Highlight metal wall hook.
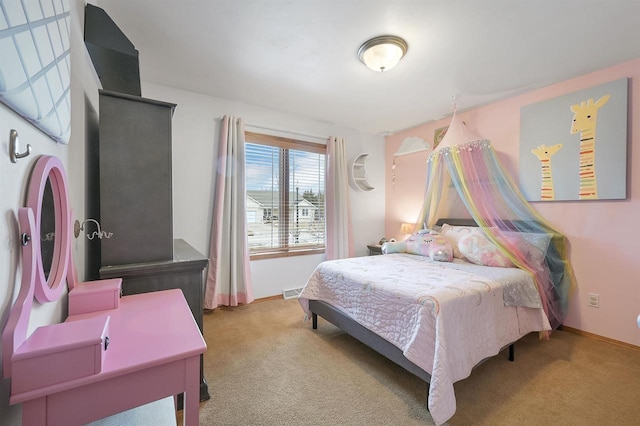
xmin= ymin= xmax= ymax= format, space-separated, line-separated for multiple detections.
xmin=10 ymin=129 xmax=32 ymax=163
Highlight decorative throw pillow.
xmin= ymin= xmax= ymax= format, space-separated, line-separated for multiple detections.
xmin=458 ymin=231 xmax=514 ymax=268
xmin=381 ymin=240 xmax=407 ymax=254
xmin=404 ymin=232 xmax=453 ymax=262
xmin=499 ymin=231 xmax=552 ymax=268
xmin=440 ymin=223 xmax=477 ymax=258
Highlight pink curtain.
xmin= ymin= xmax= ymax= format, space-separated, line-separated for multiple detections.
xmin=325 ymin=136 xmax=354 ymax=260
xmin=204 ymin=116 xmax=254 ymax=309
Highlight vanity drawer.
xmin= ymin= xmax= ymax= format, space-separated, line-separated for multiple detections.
xmin=69 ymin=278 xmax=122 ymax=315
xmin=11 ymin=315 xmax=110 ymax=394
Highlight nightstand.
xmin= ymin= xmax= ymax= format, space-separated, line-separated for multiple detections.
xmin=367 ymin=244 xmax=383 ymax=256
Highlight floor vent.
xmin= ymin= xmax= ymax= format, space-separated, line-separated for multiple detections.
xmin=282 ymin=287 xmax=303 ymax=300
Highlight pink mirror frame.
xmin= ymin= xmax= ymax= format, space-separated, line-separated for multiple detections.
xmin=2 ymin=156 xmax=72 ymax=378
xmin=2 ymin=208 xmax=37 ymax=378
xmin=26 ymin=155 xmax=71 ymax=303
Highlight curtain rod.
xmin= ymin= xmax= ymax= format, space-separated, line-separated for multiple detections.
xmin=245 ymin=123 xmax=328 ymax=142
xmin=221 ymin=117 xmax=328 ymax=142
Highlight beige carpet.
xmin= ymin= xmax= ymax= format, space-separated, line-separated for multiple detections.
xmin=187 ymin=298 xmax=640 ymax=425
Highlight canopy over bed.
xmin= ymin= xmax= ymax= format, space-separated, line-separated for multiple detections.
xmin=417 ymin=113 xmax=574 ymax=329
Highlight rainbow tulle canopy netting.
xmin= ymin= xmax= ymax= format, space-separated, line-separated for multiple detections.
xmin=417 ymin=114 xmax=574 ymax=330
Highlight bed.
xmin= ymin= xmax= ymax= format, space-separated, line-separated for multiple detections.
xmin=298 ymin=219 xmax=551 ymax=425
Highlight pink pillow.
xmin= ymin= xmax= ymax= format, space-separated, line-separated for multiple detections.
xmin=458 ymin=232 xmax=514 ymax=268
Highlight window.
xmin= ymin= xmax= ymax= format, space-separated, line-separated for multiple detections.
xmin=245 ymin=132 xmax=326 ymax=258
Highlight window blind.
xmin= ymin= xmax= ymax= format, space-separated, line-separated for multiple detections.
xmin=245 ymin=133 xmax=326 ymax=256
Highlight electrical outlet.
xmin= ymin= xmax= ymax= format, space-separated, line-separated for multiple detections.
xmin=588 ymin=293 xmax=600 ymax=308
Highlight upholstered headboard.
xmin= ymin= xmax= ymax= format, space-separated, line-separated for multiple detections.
xmin=435 ymin=218 xmax=552 ymax=234
xmin=435 ymin=218 xmax=477 ymax=227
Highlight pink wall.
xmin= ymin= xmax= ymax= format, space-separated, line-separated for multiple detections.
xmin=385 ymin=58 xmax=640 ymax=346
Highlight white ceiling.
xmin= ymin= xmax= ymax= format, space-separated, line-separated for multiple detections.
xmin=96 ymin=0 xmax=640 ymax=135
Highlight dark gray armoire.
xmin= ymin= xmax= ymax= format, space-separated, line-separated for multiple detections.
xmin=91 ymin=90 xmax=210 ymax=403
xmin=98 ymin=89 xmax=175 ymax=266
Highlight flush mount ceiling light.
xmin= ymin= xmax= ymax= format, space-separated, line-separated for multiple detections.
xmin=358 ymin=35 xmax=408 ymax=72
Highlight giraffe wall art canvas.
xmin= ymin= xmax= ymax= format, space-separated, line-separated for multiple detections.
xmin=519 ymin=78 xmax=628 ymax=201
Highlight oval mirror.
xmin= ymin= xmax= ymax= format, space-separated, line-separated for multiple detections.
xmin=40 ymin=178 xmax=55 ymax=279
xmin=26 ymin=156 xmax=70 ymax=303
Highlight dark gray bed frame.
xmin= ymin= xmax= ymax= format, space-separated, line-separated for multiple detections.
xmin=308 ymin=218 xmax=515 ymax=391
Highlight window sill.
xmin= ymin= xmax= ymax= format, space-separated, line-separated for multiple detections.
xmin=250 ymin=248 xmax=325 ymax=261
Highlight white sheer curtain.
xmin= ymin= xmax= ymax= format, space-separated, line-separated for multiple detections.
xmin=325 ymin=136 xmax=354 ymax=260
xmin=204 ymin=115 xmax=254 ymax=309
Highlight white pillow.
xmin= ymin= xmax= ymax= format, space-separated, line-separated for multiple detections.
xmin=458 ymin=232 xmax=514 ymax=268
xmin=440 ymin=223 xmax=477 ymax=258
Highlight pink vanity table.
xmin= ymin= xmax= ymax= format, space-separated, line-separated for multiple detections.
xmin=14 ymin=289 xmax=204 ymax=426
xmin=2 ymin=156 xmax=206 ymax=425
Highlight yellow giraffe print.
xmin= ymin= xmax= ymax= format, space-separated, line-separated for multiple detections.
xmin=569 ymin=95 xmax=610 ymax=200
xmin=531 ymin=143 xmax=563 ymax=200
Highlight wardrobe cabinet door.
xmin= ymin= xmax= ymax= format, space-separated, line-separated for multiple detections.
xmin=98 ymin=90 xmax=176 ymax=266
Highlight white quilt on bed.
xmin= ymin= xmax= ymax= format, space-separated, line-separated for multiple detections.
xmin=298 ymin=253 xmax=551 ymax=425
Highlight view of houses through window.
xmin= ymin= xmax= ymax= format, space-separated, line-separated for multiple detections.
xmin=245 ymin=132 xmax=326 ymax=256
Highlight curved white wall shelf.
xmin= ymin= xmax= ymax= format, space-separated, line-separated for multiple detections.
xmin=395 ymin=136 xmax=430 ymax=156
xmin=351 ymin=153 xmax=375 ymax=192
